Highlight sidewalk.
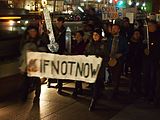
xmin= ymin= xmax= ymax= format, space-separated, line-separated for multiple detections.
xmin=111 ymin=100 xmax=160 ymax=120
xmin=0 ymin=76 xmax=160 ymax=120
xmin=0 ymin=74 xmax=22 ymax=100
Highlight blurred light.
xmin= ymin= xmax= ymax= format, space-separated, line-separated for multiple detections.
xmin=113 ymin=20 xmax=115 ymax=24
xmin=17 ymin=21 xmax=21 ymax=24
xmin=114 ymin=0 xmax=118 ymax=3
xmin=21 ymin=27 xmax=26 ymax=30
xmin=8 ymin=27 xmax=13 ymax=31
xmin=109 ymin=0 xmax=113 ymax=3
xmin=142 ymin=3 xmax=146 ymax=7
xmin=41 ymin=0 xmax=47 ymax=7
xmin=78 ymin=6 xmax=84 ymax=13
xmin=0 ymin=16 xmax=21 ymax=20
xmin=119 ymin=1 xmax=123 ymax=5
xmin=9 ymin=20 xmax=15 ymax=26
xmin=117 ymin=0 xmax=126 ymax=8
xmin=136 ymin=2 xmax=139 ymax=6
xmin=102 ymin=29 xmax=105 ymax=37
xmin=97 ymin=0 xmax=101 ymax=2
xmin=68 ymin=10 xmax=73 ymax=14
xmin=25 ymin=21 xmax=29 ymax=24
xmin=128 ymin=1 xmax=132 ymax=5
xmin=40 ymin=8 xmax=43 ymax=12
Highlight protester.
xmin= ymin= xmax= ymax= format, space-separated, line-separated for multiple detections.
xmin=107 ymin=24 xmax=128 ymax=99
xmin=46 ymin=17 xmax=66 ymax=89
xmin=84 ymin=28 xmax=108 ymax=111
xmin=71 ymin=30 xmax=87 ymax=97
xmin=128 ymin=29 xmax=144 ymax=96
xmin=143 ymin=20 xmax=160 ymax=104
xmin=19 ymin=24 xmax=41 ymax=103
xmin=52 ymin=17 xmax=67 ymax=93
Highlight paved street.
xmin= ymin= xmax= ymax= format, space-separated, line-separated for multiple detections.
xmin=0 ymin=76 xmax=160 ymax=120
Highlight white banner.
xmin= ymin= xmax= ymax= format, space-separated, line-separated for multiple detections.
xmin=27 ymin=52 xmax=102 ymax=83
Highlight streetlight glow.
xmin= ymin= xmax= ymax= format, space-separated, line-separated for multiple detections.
xmin=128 ymin=0 xmax=132 ymax=5
xmin=97 ymin=0 xmax=102 ymax=2
xmin=136 ymin=2 xmax=139 ymax=6
xmin=109 ymin=0 xmax=113 ymax=4
xmin=9 ymin=20 xmax=15 ymax=26
xmin=142 ymin=3 xmax=146 ymax=7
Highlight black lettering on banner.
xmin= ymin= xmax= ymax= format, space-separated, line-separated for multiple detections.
xmin=75 ymin=63 xmax=83 ymax=77
xmin=61 ymin=61 xmax=67 ymax=75
xmin=68 ymin=61 xmax=76 ymax=75
xmin=84 ymin=63 xmax=90 ymax=78
xmin=43 ymin=60 xmax=49 ymax=73
xmin=51 ymin=61 xmax=59 ymax=74
xmin=91 ymin=64 xmax=100 ymax=77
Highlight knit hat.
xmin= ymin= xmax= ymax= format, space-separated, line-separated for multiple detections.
xmin=92 ymin=28 xmax=102 ymax=36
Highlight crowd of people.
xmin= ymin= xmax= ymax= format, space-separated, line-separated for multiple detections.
xmin=18 ymin=8 xmax=160 ymax=111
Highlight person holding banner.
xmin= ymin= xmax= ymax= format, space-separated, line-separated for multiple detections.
xmin=84 ymin=28 xmax=108 ymax=111
xmin=71 ymin=30 xmax=87 ymax=97
xmin=52 ymin=17 xmax=66 ymax=93
xmin=19 ymin=25 xmax=42 ymax=103
xmin=53 ymin=17 xmax=66 ymax=54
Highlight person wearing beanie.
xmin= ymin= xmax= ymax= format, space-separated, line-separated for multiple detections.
xmin=92 ymin=28 xmax=102 ymax=38
xmin=84 ymin=28 xmax=109 ymax=111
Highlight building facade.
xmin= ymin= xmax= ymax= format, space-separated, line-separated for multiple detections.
xmin=1 ymin=0 xmax=160 ymax=13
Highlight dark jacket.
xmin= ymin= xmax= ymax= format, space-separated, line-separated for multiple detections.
xmin=71 ymin=40 xmax=86 ymax=55
xmin=84 ymin=39 xmax=108 ymax=83
xmin=107 ymin=34 xmax=128 ymax=63
xmin=53 ymin=25 xmax=66 ymax=54
xmin=37 ymin=32 xmax=50 ymax=52
xmin=146 ymin=30 xmax=160 ymax=61
xmin=128 ymin=41 xmax=144 ymax=67
xmin=84 ymin=40 xmax=108 ymax=64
